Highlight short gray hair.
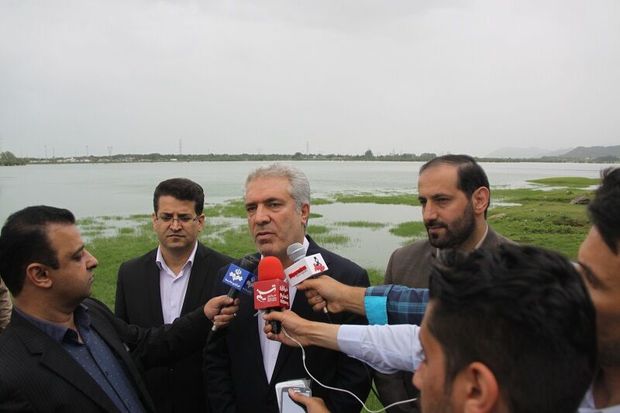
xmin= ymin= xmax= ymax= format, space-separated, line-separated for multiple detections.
xmin=245 ymin=163 xmax=311 ymax=211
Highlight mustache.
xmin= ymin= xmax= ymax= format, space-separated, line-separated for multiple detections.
xmin=425 ymin=219 xmax=446 ymax=229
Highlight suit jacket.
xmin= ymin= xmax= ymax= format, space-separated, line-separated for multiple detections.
xmin=115 ymin=242 xmax=233 ymax=413
xmin=204 ymin=237 xmax=372 ymax=413
xmin=0 ymin=297 xmax=212 ymax=413
xmin=376 ymin=226 xmax=512 ymax=413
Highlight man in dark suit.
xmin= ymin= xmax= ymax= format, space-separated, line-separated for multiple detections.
xmin=205 ymin=164 xmax=372 ymax=413
xmin=377 ymin=155 xmax=511 ymax=413
xmin=0 ymin=205 xmax=237 ymax=412
xmin=115 ymin=178 xmax=232 ymax=413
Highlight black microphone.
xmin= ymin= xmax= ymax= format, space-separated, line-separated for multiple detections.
xmin=212 ymin=254 xmax=259 ymax=331
xmin=223 ymin=254 xmax=259 ymax=299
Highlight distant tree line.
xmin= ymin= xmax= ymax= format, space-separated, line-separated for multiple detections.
xmin=0 ymin=151 xmax=26 ymax=166
xmin=21 ymin=149 xmax=620 ymax=165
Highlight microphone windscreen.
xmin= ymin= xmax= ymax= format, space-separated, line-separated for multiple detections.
xmin=257 ymin=256 xmax=285 ymax=281
xmin=286 ymin=243 xmax=305 ymax=263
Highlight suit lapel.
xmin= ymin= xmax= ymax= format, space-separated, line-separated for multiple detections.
xmin=12 ymin=313 xmax=121 ymax=413
xmin=145 ymin=250 xmax=165 ymax=325
xmin=88 ymin=308 xmax=156 ymax=412
xmin=180 ymin=243 xmax=209 ymax=315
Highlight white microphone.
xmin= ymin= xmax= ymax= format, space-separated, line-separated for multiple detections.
xmin=285 ymin=242 xmax=329 ymax=314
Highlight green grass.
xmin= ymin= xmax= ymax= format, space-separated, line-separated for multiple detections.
xmin=308 ymin=225 xmax=330 ymax=235
xmin=390 ymin=221 xmax=426 ymax=238
xmin=89 ymin=229 xmax=158 ymax=308
xmin=366 ymin=267 xmax=385 ymax=285
xmin=312 ymin=197 xmax=335 ymax=205
xmin=205 ymin=199 xmax=247 ymax=218
xmin=310 ymin=233 xmax=350 ymax=246
xmin=78 ymin=217 xmax=97 ymax=225
xmin=488 ymin=180 xmax=595 ymax=258
xmin=129 ymin=214 xmax=151 ymax=220
xmin=527 ymin=176 xmax=599 ymax=188
xmin=334 ymin=193 xmax=419 ymax=206
xmin=336 ymin=221 xmax=387 ymax=229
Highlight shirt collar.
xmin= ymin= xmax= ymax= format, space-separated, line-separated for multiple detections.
xmin=14 ymin=303 xmax=91 ymax=343
xmin=155 ymin=241 xmax=199 ymax=272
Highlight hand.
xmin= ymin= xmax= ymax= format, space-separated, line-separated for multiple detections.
xmin=263 ymin=310 xmax=314 ymax=347
xmin=204 ymin=295 xmax=239 ymax=330
xmin=263 ymin=310 xmax=341 ymax=351
xmin=298 ymin=275 xmax=366 ymax=315
xmin=288 ymin=389 xmax=330 ymax=413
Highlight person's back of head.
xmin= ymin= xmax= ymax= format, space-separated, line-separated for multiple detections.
xmin=588 ymin=167 xmax=620 ymax=252
xmin=0 ymin=206 xmax=75 ymax=296
xmin=428 ymin=243 xmax=596 ymax=413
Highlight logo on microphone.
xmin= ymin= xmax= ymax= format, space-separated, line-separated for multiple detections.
xmin=312 ymin=256 xmax=326 ymax=272
xmin=223 ymin=264 xmax=253 ymax=293
xmin=230 ymin=268 xmax=244 ymax=282
xmin=256 ymin=286 xmax=277 ymax=303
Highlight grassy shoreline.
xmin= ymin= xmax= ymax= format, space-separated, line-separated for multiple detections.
xmin=87 ymin=176 xmax=598 ymax=308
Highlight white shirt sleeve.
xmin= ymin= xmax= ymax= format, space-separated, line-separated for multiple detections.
xmin=337 ymin=324 xmax=424 ymax=374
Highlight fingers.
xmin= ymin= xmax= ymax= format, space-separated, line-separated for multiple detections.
xmin=212 ymin=312 xmax=235 ymax=329
xmin=306 ymin=293 xmax=326 ymax=312
xmin=289 ymin=390 xmax=329 ymax=412
xmin=263 ymin=310 xmax=286 ymax=323
xmin=219 ymin=298 xmax=239 ymax=315
xmin=297 ymin=277 xmax=320 ymax=291
xmin=205 ymin=295 xmax=239 ymax=321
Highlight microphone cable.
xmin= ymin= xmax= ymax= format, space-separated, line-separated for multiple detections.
xmin=282 ymin=327 xmax=418 ymax=413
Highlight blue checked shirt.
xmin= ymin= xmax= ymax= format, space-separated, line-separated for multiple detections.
xmin=364 ymin=285 xmax=429 ymax=326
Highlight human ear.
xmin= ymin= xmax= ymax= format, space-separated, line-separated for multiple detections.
xmin=300 ymin=203 xmax=310 ymax=227
xmin=471 ymin=187 xmax=490 ymax=215
xmin=25 ymin=263 xmax=53 ymax=289
xmin=460 ymin=362 xmax=500 ymax=413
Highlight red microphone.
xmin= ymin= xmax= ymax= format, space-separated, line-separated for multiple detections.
xmin=254 ymin=256 xmax=290 ymax=334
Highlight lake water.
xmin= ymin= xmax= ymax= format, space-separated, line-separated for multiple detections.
xmin=0 ymin=161 xmax=614 ymax=269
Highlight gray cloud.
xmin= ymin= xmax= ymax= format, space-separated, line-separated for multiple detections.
xmin=1 ymin=0 xmax=619 ymax=157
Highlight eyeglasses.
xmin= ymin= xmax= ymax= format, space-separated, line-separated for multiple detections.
xmin=156 ymin=214 xmax=200 ymax=224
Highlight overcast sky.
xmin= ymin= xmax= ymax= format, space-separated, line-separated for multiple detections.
xmin=1 ymin=0 xmax=619 ymax=158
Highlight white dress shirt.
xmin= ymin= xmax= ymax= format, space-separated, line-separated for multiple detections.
xmin=337 ymin=324 xmax=423 ymax=374
xmin=579 ymin=387 xmax=620 ymax=413
xmin=258 ymin=237 xmax=309 ymax=383
xmin=156 ymin=242 xmax=198 ymax=324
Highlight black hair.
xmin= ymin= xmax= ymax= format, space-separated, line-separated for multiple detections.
xmin=588 ymin=167 xmax=620 ymax=253
xmin=420 ymin=154 xmax=490 ymax=216
xmin=153 ymin=178 xmax=205 ymax=215
xmin=0 ymin=206 xmax=75 ymax=296
xmin=427 ymin=243 xmax=596 ymax=413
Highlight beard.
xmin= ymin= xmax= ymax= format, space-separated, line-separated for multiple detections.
xmin=425 ymin=202 xmax=476 ymax=249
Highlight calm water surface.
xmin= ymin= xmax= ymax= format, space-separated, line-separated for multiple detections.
xmin=0 ymin=161 xmax=613 ymax=268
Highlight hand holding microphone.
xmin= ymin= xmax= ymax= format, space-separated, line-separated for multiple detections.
xmin=212 ymin=255 xmax=259 ymax=331
xmin=253 ymin=256 xmax=290 ymax=334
